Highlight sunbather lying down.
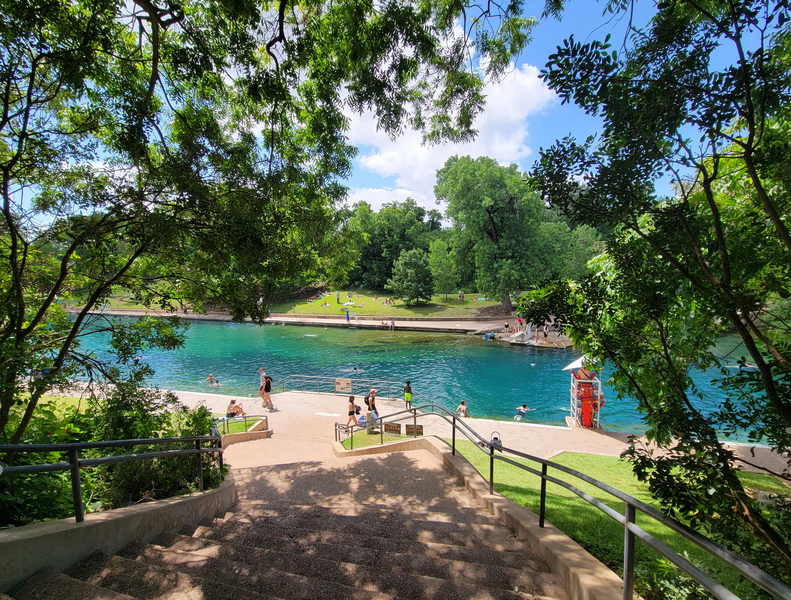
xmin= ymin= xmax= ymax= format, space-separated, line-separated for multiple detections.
xmin=226 ymin=399 xmax=246 ymax=419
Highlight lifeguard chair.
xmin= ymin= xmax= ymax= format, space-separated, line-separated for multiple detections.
xmin=568 ymin=365 xmax=604 ymax=429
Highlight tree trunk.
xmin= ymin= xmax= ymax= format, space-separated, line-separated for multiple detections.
xmin=500 ymin=294 xmax=512 ymax=313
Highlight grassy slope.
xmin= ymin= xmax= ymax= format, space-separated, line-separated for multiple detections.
xmin=268 ymin=288 xmax=501 ymax=318
xmin=85 ymin=287 xmax=505 ymax=318
xmin=453 ymin=442 xmax=787 ymax=598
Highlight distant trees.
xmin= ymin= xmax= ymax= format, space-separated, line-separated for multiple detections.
xmin=348 ymin=199 xmax=443 ymax=290
xmin=428 ymin=239 xmax=459 ymax=300
xmin=386 ymin=249 xmax=434 ymax=306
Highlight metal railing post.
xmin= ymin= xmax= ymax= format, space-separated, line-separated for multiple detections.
xmin=68 ymin=448 xmax=84 ymax=523
xmin=218 ymin=438 xmax=224 ymax=471
xmin=489 ymin=445 xmax=495 ymax=495
xmin=196 ymin=439 xmax=204 ymax=491
xmin=452 ymin=417 xmax=456 ymax=455
xmin=623 ymin=503 xmax=636 ymax=600
xmin=380 ymin=424 xmax=383 ymax=445
xmin=539 ymin=463 xmax=547 ymax=528
xmin=350 ymin=428 xmax=354 ymax=450
xmin=413 ymin=410 xmax=417 ymax=438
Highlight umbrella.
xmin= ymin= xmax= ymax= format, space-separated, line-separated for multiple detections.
xmin=562 ymin=356 xmax=586 ymax=371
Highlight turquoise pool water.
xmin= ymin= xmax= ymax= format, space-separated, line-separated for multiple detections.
xmin=79 ymin=320 xmax=746 ymax=431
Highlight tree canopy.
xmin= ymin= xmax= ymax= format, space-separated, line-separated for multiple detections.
xmin=526 ymin=0 xmax=791 ymax=579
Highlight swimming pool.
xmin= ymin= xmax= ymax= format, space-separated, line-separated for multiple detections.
xmin=78 ymin=319 xmax=747 ymax=432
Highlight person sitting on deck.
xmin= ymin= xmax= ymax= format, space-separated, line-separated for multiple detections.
xmin=226 ymin=400 xmax=245 ymax=419
xmin=456 ymin=400 xmax=469 ymax=417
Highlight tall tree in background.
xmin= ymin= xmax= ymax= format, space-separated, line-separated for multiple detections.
xmin=428 ymin=238 xmax=459 ymax=299
xmin=436 ymin=156 xmax=545 ymax=312
xmin=0 ymin=0 xmax=534 ymax=443
xmin=528 ymin=0 xmax=791 ymax=577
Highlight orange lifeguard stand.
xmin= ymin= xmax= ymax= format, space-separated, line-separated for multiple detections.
xmin=569 ymin=368 xmax=603 ymax=428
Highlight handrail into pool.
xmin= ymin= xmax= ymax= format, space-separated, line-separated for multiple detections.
xmin=278 ymin=373 xmax=422 ymax=401
xmin=0 ymin=434 xmax=223 ymax=524
xmin=334 ymin=403 xmax=791 ymax=600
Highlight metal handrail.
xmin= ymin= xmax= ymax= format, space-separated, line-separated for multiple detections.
xmin=213 ymin=413 xmax=269 ymax=435
xmin=0 ymin=434 xmax=223 ymax=524
xmin=334 ymin=403 xmax=791 ymax=600
xmin=278 ymin=374 xmax=429 ymax=403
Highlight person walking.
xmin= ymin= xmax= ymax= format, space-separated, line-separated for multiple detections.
xmin=346 ymin=395 xmax=358 ymax=427
xmin=404 ymin=381 xmax=413 ymax=410
xmin=264 ymin=373 xmax=275 ymax=410
xmin=258 ymin=367 xmax=266 ymax=408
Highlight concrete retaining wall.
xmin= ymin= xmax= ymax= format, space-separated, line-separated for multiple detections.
xmin=0 ymin=474 xmax=237 ymax=593
xmin=333 ymin=437 xmax=626 ymax=600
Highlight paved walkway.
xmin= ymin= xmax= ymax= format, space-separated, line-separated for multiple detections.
xmin=173 ymin=389 xmax=789 ymax=476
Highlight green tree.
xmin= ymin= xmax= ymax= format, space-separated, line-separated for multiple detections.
xmin=536 ymin=221 xmax=601 ymax=281
xmin=528 ymin=0 xmax=791 ymax=578
xmin=428 ymin=238 xmax=459 ymax=299
xmin=0 ymin=0 xmax=535 ymax=444
xmin=349 ymin=199 xmax=444 ymax=290
xmin=435 ymin=156 xmax=545 ymax=311
xmin=385 ymin=249 xmax=434 ymax=306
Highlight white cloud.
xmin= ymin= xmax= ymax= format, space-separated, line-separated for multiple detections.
xmin=345 ymin=62 xmax=556 ymax=211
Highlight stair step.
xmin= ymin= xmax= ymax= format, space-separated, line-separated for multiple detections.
xmin=207 ymin=515 xmax=526 ymax=551
xmin=229 ymin=509 xmax=511 ymax=540
xmin=122 ymin=543 xmax=393 ymax=600
xmin=130 ymin=542 xmax=561 ymax=600
xmin=65 ymin=552 xmax=273 ymax=600
xmin=192 ymin=522 xmax=541 ymax=570
xmin=8 ymin=568 xmax=138 ymax=600
xmin=153 ymin=532 xmax=566 ymax=598
xmin=233 ymin=500 xmax=503 ymax=525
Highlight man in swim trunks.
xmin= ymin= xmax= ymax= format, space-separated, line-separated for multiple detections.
xmin=403 ymin=381 xmax=413 ymax=410
xmin=226 ymin=400 xmax=245 ymax=418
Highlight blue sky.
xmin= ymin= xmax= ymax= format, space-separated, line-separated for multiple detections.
xmin=341 ymin=1 xmax=657 ymax=212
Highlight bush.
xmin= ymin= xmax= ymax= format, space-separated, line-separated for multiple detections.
xmin=0 ymin=386 xmax=224 ymax=528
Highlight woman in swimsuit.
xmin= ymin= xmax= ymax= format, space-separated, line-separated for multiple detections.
xmin=346 ymin=395 xmax=358 ymax=426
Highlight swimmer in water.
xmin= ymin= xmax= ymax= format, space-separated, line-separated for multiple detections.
xmin=516 ymin=403 xmax=535 ymax=414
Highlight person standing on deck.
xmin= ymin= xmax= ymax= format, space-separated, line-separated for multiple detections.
xmin=364 ymin=389 xmax=380 ymax=422
xmin=404 ymin=381 xmax=413 ymax=410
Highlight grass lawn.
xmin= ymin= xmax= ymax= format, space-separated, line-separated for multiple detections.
xmin=211 ymin=414 xmax=268 ymax=435
xmin=268 ymin=288 xmax=503 ymax=318
xmin=453 ymin=441 xmax=788 ymax=598
xmin=340 ymin=429 xmax=416 ymax=449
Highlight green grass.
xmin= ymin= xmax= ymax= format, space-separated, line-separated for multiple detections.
xmin=268 ymin=288 xmax=502 ymax=318
xmin=212 ymin=414 xmax=267 ymax=435
xmin=453 ymin=442 xmax=788 ymax=598
xmin=340 ymin=429 xmax=415 ymax=449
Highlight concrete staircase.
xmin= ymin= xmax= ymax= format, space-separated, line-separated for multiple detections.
xmin=7 ymin=498 xmax=568 ymax=600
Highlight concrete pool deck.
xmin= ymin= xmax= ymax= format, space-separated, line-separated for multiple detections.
xmin=174 ymin=389 xmax=789 ymax=476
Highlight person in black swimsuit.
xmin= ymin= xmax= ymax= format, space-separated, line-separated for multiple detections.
xmin=346 ymin=395 xmax=358 ymax=427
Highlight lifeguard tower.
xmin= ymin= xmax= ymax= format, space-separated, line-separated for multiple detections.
xmin=562 ymin=357 xmax=604 ymax=429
